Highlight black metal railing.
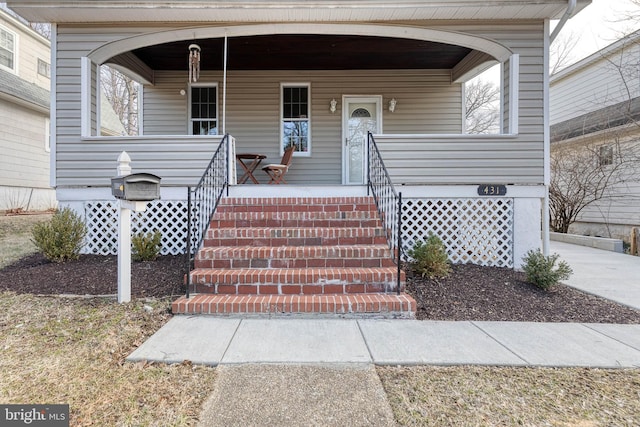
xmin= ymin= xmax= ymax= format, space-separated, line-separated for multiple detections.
xmin=185 ymin=134 xmax=230 ymax=298
xmin=367 ymin=131 xmax=403 ymax=294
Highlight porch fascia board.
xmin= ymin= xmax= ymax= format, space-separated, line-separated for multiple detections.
xmin=87 ymin=23 xmax=514 ymax=66
xmin=7 ymin=0 xmax=591 ymax=23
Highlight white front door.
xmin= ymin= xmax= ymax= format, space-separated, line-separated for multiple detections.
xmin=343 ymin=96 xmax=382 ymax=185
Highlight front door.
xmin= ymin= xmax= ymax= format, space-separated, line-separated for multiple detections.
xmin=343 ymin=96 xmax=382 ymax=185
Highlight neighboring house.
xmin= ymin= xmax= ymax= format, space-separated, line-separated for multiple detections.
xmin=550 ymin=31 xmax=640 ymax=242
xmin=0 ymin=8 xmax=125 ymax=213
xmin=8 ymin=1 xmax=590 ymax=269
xmin=0 ymin=8 xmax=54 ymax=212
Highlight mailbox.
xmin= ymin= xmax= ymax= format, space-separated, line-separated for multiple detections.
xmin=111 ymin=173 xmax=161 ymax=201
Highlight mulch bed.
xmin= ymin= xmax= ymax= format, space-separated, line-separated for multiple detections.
xmin=0 ymin=253 xmax=185 ymax=298
xmin=406 ymin=263 xmax=640 ymax=324
xmin=1 ymin=254 xmax=639 ymax=323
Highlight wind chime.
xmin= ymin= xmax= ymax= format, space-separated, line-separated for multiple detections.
xmin=188 ymin=43 xmax=201 ymax=83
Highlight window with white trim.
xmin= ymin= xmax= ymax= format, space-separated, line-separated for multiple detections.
xmin=281 ymin=84 xmax=310 ymax=155
xmin=0 ymin=26 xmax=16 ymax=72
xmin=190 ymin=84 xmax=218 ymax=135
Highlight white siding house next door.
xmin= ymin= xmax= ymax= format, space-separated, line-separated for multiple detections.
xmin=343 ymin=96 xmax=382 ymax=185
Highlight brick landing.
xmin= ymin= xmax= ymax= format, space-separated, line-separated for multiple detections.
xmin=172 ymin=293 xmax=416 ymax=318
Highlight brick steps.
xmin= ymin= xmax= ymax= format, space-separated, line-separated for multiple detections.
xmin=178 ymin=196 xmax=415 ymax=318
xmin=172 ymin=294 xmax=415 ymax=318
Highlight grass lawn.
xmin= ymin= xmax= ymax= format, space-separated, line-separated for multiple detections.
xmin=1 ymin=213 xmax=640 ymax=426
xmin=0 ymin=293 xmax=217 ymax=426
xmin=0 ymin=213 xmax=51 ymax=268
xmin=378 ymin=366 xmax=640 ymax=426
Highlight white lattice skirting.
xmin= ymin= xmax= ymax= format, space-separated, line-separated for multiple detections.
xmin=83 ymin=198 xmax=514 ymax=267
xmin=402 ymin=198 xmax=514 ymax=268
xmin=84 ymin=201 xmax=189 ymax=255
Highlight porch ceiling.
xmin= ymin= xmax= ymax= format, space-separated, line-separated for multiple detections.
xmin=130 ymin=35 xmax=473 ymax=71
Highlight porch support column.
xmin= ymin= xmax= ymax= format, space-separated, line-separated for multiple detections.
xmin=80 ymin=57 xmax=92 ymax=137
xmin=222 ymin=33 xmax=228 ymax=135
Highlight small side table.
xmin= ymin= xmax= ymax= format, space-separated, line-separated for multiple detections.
xmin=236 ymin=153 xmax=267 ymax=184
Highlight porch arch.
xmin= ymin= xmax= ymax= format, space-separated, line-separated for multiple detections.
xmin=87 ymin=23 xmax=513 ymax=66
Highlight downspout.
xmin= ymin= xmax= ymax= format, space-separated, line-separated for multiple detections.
xmin=543 ymin=0 xmax=576 ymax=256
xmin=550 ymin=0 xmax=577 ymax=44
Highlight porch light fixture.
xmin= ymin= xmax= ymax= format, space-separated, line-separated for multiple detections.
xmin=189 ymin=43 xmax=201 ymax=83
xmin=388 ymin=98 xmax=397 ymax=113
xmin=330 ymin=98 xmax=337 ymax=113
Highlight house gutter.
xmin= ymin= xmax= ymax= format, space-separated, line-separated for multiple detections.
xmin=543 ymin=0 xmax=576 ymax=256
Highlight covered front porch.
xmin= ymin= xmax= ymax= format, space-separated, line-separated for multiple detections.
xmin=66 ymin=21 xmax=522 ymax=188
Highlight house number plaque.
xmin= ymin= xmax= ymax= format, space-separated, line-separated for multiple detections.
xmin=477 ymin=184 xmax=507 ymax=196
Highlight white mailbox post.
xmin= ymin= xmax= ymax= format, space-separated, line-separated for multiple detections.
xmin=113 ymin=152 xmax=161 ymax=303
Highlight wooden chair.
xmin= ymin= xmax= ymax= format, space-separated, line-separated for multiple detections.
xmin=262 ymin=145 xmax=295 ymax=184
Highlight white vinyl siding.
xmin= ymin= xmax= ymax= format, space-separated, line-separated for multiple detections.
xmin=0 ymin=11 xmax=52 ymax=192
xmin=0 ymin=102 xmax=50 ymax=188
xmin=550 ymin=43 xmax=640 ymax=125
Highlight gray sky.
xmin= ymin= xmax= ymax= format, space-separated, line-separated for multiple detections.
xmin=560 ymin=0 xmax=640 ymax=62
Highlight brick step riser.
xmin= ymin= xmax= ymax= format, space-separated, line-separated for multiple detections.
xmin=216 ymin=206 xmax=377 ymax=214
xmin=196 ymin=246 xmax=393 ymax=261
xmin=213 ymin=211 xmax=379 ymax=220
xmin=192 ymin=282 xmax=401 ymax=295
xmin=210 ymin=219 xmax=382 ymax=228
xmin=218 ymin=198 xmax=377 ymax=212
xmin=203 ymin=236 xmax=388 ymax=247
xmin=194 ymin=257 xmax=396 ymax=269
xmin=172 ymin=294 xmax=416 ymax=317
xmin=191 ymin=270 xmax=404 ymax=285
xmin=206 ymin=227 xmax=386 ymax=239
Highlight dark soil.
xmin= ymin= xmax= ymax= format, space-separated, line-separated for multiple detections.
xmin=0 ymin=253 xmax=185 ymax=298
xmin=406 ymin=263 xmax=640 ymax=324
xmin=1 ymin=254 xmax=639 ymax=323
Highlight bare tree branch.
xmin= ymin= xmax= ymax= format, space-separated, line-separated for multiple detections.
xmin=100 ymin=66 xmax=139 ymax=136
xmin=550 ymin=31 xmax=579 ymax=75
xmin=465 ymin=79 xmax=500 ymax=134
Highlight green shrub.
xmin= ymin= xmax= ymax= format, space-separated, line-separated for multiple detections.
xmin=407 ymin=233 xmax=451 ymax=279
xmin=31 ymin=207 xmax=87 ymax=263
xmin=132 ymin=230 xmax=162 ymax=262
xmin=522 ymin=249 xmax=572 ymax=290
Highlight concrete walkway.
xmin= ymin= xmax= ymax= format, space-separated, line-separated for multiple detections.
xmin=550 ymin=240 xmax=640 ymax=311
xmin=128 ymin=241 xmax=640 ymax=369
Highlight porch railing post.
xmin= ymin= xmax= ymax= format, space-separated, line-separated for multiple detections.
xmin=397 ymin=191 xmax=402 ymax=295
xmin=186 ymin=186 xmax=192 ymax=299
xmin=367 ymin=132 xmax=371 ymax=196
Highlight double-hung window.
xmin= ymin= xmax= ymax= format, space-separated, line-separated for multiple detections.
xmin=190 ymin=84 xmax=218 ymax=135
xmin=281 ymin=84 xmax=310 ymax=155
xmin=0 ymin=26 xmax=16 ymax=72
